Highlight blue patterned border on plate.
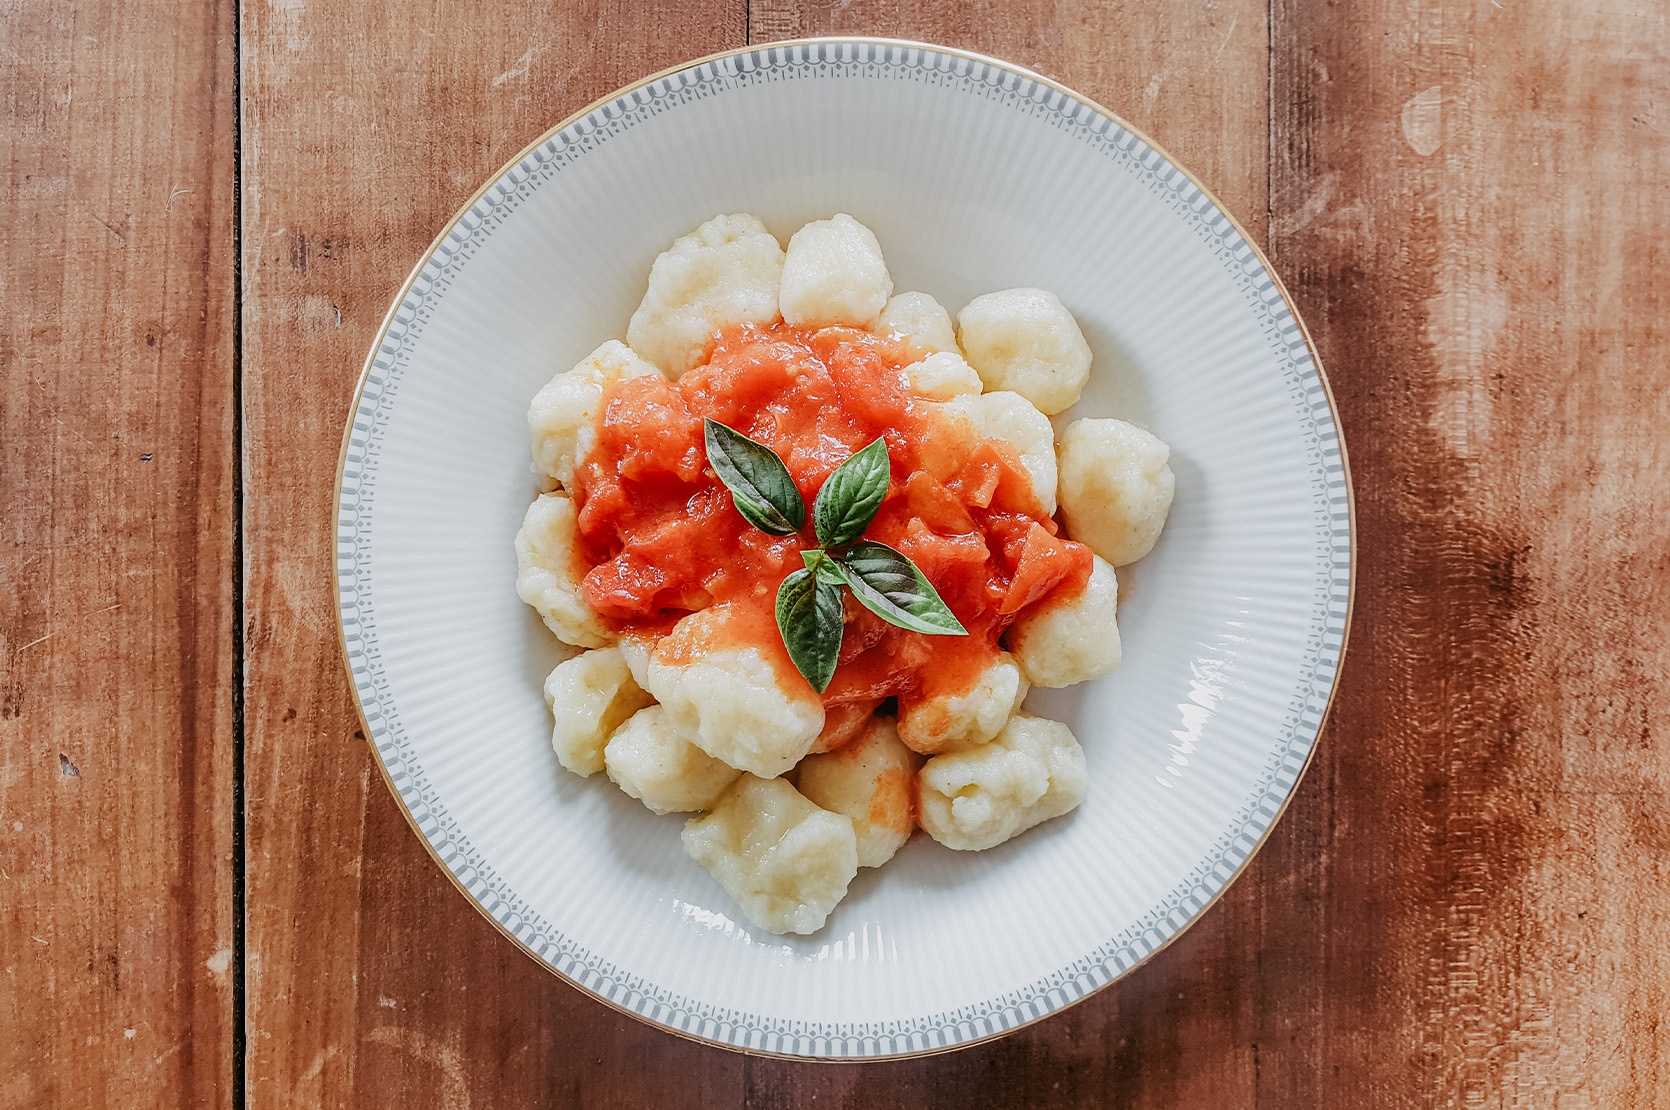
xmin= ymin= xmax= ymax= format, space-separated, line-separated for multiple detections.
xmin=336 ymin=40 xmax=1350 ymax=1058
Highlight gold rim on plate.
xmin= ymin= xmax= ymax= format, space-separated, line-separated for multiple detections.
xmin=331 ymin=36 xmax=1356 ymax=1062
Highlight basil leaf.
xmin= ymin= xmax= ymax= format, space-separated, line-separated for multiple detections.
xmin=812 ymin=437 xmax=890 ymax=548
xmin=833 ymin=541 xmax=967 ymax=636
xmin=775 ymin=566 xmax=845 ymax=693
xmin=704 ymin=419 xmax=805 ymax=537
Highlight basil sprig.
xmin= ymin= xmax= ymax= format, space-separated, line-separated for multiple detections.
xmin=702 ymin=419 xmax=967 ymax=692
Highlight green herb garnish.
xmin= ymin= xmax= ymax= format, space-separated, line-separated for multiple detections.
xmin=811 ymin=435 xmax=890 ymax=547
xmin=703 ymin=419 xmax=967 ymax=693
xmin=703 ymin=418 xmax=805 ymax=536
xmin=774 ymin=564 xmax=845 ymax=695
xmin=826 ymin=540 xmax=970 ymax=636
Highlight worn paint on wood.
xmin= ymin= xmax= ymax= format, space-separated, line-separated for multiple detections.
xmin=0 ymin=0 xmax=236 ymax=1106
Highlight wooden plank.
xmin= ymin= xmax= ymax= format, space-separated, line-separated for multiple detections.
xmin=0 ymin=0 xmax=236 ymax=1105
xmin=739 ymin=2 xmax=1279 ymax=1105
xmin=1261 ymin=0 xmax=1670 ymax=1104
xmin=238 ymin=2 xmax=748 ymax=1105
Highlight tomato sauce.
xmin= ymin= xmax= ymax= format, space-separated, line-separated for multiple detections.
xmin=570 ymin=323 xmax=1093 ymax=705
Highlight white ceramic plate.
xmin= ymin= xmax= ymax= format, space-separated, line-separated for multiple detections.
xmin=336 ymin=38 xmax=1352 ymax=1059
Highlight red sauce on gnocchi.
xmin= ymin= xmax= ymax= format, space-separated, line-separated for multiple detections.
xmin=571 ymin=323 xmax=1092 ymax=704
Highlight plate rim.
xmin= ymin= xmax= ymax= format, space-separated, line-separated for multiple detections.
xmin=331 ymin=35 xmax=1356 ymax=1061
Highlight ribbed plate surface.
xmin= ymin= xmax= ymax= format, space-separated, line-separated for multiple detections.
xmin=336 ymin=39 xmax=1352 ymax=1059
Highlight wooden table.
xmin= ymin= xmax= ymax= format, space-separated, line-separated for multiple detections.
xmin=5 ymin=0 xmax=1668 ymax=1104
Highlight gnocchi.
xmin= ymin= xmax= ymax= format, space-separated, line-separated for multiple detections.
xmin=514 ymin=492 xmax=612 ymax=648
xmin=977 ymin=390 xmax=1059 ymax=514
xmin=808 ymin=700 xmax=883 ymax=755
xmin=516 ymin=214 xmax=1174 ymax=934
xmin=778 ymin=213 xmax=893 ymax=327
xmin=1057 ymin=418 xmax=1176 ymax=566
xmin=682 ymin=775 xmax=859 ymax=935
xmin=897 ymin=653 xmax=1028 ymax=755
xmin=528 ymin=340 xmax=662 ymax=488
xmin=957 ymin=287 xmax=1093 ymax=415
xmin=605 ymin=705 xmax=741 ymax=815
xmin=615 ymin=632 xmax=656 ymax=690
xmin=1009 ymin=556 xmax=1122 ymax=688
xmin=874 ymin=291 xmax=958 ymax=354
xmin=901 ymin=351 xmax=983 ymax=401
xmin=796 ymin=717 xmax=918 ymax=868
xmin=643 ymin=606 xmax=825 ymax=779
xmin=917 ymin=713 xmax=1088 ymax=851
xmin=543 ymin=647 xmax=655 ymax=777
xmin=626 ymin=213 xmax=786 ymax=378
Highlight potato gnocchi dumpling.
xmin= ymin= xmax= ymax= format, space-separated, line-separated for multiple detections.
xmin=897 ymin=653 xmax=1028 ymax=755
xmin=626 ymin=213 xmax=786 ymax=378
xmin=1057 ymin=417 xmax=1176 ymax=566
xmin=644 ymin=606 xmax=825 ymax=779
xmin=543 ymin=647 xmax=655 ymax=777
xmin=514 ymin=492 xmax=612 ymax=648
xmin=901 ymin=350 xmax=983 ymax=401
xmin=1009 ymin=556 xmax=1122 ymax=689
xmin=605 ymin=705 xmax=741 ymax=815
xmin=682 ymin=775 xmax=859 ymax=935
xmin=957 ymin=287 xmax=1093 ymax=415
xmin=917 ymin=713 xmax=1088 ymax=851
xmin=926 ymin=392 xmax=1055 ymax=504
xmin=929 ymin=393 xmax=985 ymax=445
xmin=528 ymin=340 xmax=662 ymax=488
xmin=778 ymin=213 xmax=893 ymax=327
xmin=874 ymin=290 xmax=958 ymax=354
xmin=977 ymin=390 xmax=1059 ymax=514
xmin=518 ymin=213 xmax=1176 ymax=934
xmin=615 ymin=633 xmax=656 ymax=690
xmin=534 ymin=340 xmax=664 ymax=487
xmin=796 ymin=717 xmax=919 ymax=868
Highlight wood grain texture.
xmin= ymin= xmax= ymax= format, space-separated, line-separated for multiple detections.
xmin=238 ymin=1 xmax=748 ymax=1106
xmin=242 ymin=2 xmax=1670 ymax=1101
xmin=10 ymin=0 xmax=1665 ymax=1101
xmin=1262 ymin=0 xmax=1670 ymax=1104
xmin=0 ymin=0 xmax=236 ymax=1106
